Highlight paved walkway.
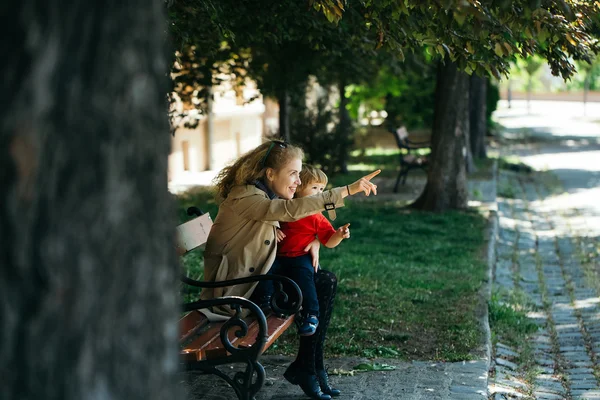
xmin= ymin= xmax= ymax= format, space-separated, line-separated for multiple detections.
xmin=182 ymin=355 xmax=489 ymax=400
xmin=490 ymin=100 xmax=600 ymax=400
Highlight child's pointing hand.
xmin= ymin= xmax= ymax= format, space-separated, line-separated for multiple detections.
xmin=338 ymin=223 xmax=350 ymax=239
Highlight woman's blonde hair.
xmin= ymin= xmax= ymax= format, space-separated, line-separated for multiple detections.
xmin=214 ymin=141 xmax=304 ymax=199
xmin=298 ymin=164 xmax=328 ymax=192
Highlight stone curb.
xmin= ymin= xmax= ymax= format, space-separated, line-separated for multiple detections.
xmin=473 ymin=159 xmax=499 ymax=393
xmin=480 ymin=209 xmax=498 ymax=363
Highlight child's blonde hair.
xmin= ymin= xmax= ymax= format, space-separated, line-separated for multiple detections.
xmin=214 ymin=140 xmax=304 ymax=200
xmin=298 ymin=164 xmax=328 ymax=192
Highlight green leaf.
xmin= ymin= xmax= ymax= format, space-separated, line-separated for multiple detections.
xmin=538 ymin=28 xmax=549 ymax=43
xmin=465 ymin=41 xmax=474 ymax=54
xmin=494 ymin=43 xmax=504 ymax=57
xmin=397 ymin=47 xmax=405 ymax=62
xmin=454 ymin=11 xmax=466 ymax=26
xmin=489 ymin=65 xmax=501 ymax=79
xmin=437 ymin=44 xmax=445 ymax=57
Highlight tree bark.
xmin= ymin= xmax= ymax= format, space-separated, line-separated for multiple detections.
xmin=411 ymin=61 xmax=469 ymax=211
xmin=1 ymin=2 xmax=179 ymax=400
xmin=584 ymin=73 xmax=590 ymax=117
xmin=464 ymin=85 xmax=475 ymax=174
xmin=527 ymin=76 xmax=532 ymax=114
xmin=469 ymin=75 xmax=487 ymax=159
xmin=278 ymin=87 xmax=291 ymax=142
xmin=206 ymin=85 xmax=215 ymax=170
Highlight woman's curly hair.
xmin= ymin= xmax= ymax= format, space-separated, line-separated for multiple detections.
xmin=213 ymin=141 xmax=304 ymax=200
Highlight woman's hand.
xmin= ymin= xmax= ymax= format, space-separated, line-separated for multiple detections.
xmin=347 ymin=169 xmax=381 ymax=197
xmin=276 ymin=229 xmax=286 ymax=243
xmin=303 ymin=238 xmax=321 ymax=272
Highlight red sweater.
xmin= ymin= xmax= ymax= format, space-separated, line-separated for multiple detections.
xmin=277 ymin=213 xmax=336 ymax=258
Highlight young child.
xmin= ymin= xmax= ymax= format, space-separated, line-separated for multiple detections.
xmin=276 ymin=164 xmax=350 ymax=336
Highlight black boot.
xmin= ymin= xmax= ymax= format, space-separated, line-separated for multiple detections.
xmin=283 ymin=363 xmax=300 ymax=384
xmin=316 ymin=369 xmax=341 ymax=397
xmin=283 ymin=364 xmax=331 ymax=400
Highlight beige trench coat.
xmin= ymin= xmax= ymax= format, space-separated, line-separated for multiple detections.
xmin=201 ymin=184 xmax=346 ymax=316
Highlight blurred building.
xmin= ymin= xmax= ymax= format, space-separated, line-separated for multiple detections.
xmin=168 ymin=80 xmax=278 ymax=191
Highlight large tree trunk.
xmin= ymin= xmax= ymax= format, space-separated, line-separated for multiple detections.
xmin=469 ymin=75 xmax=488 ymax=159
xmin=1 ymin=2 xmax=179 ymax=400
xmin=411 ymin=61 xmax=469 ymax=211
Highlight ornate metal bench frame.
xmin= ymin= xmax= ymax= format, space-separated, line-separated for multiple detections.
xmin=180 ymin=208 xmax=302 ymax=400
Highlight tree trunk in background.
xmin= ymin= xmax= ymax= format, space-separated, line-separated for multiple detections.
xmin=527 ymin=76 xmax=532 ymax=114
xmin=1 ymin=2 xmax=179 ymax=399
xmin=336 ymin=80 xmax=351 ymax=174
xmin=507 ymin=79 xmax=512 ymax=109
xmin=206 ymin=85 xmax=215 ymax=170
xmin=464 ymin=85 xmax=475 ymax=174
xmin=469 ymin=75 xmax=488 ymax=159
xmin=584 ymin=73 xmax=590 ymax=117
xmin=411 ymin=61 xmax=469 ymax=211
xmin=278 ymin=87 xmax=291 ymax=142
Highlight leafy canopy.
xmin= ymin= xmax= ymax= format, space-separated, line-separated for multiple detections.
xmin=312 ymin=0 xmax=600 ymax=80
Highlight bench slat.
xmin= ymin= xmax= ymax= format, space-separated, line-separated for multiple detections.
xmin=179 ymin=310 xmax=210 ymax=343
xmin=402 ymin=155 xmax=428 ymax=165
xmin=236 ymin=313 xmax=295 ymax=351
xmin=180 ymin=314 xmax=295 ymax=362
xmin=181 ymin=316 xmax=260 ymax=362
xmin=180 ymin=321 xmax=225 ymax=362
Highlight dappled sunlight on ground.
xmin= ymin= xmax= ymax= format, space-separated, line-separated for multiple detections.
xmin=495 ymin=100 xmax=600 ymax=140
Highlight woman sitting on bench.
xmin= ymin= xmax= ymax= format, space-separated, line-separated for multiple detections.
xmin=201 ymin=140 xmax=379 ymax=400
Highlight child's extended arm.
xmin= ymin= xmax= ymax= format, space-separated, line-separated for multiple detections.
xmin=325 ymin=223 xmax=350 ymax=248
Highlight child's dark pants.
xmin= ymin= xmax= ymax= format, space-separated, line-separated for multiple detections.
xmin=250 ymin=254 xmax=319 ymax=317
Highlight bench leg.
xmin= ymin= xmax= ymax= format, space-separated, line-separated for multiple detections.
xmin=233 ymin=360 xmax=265 ymax=400
xmin=394 ymin=169 xmax=402 ymax=193
xmin=185 ymin=359 xmax=265 ymax=400
xmin=394 ymin=167 xmax=409 ymax=192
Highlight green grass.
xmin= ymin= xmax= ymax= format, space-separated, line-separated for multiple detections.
xmin=488 ymin=289 xmax=540 ymax=391
xmin=488 ymin=288 xmax=539 ymax=372
xmin=498 ymin=183 xmax=517 ymax=199
xmin=327 ymin=149 xmax=403 ymax=186
xmin=489 ymin=289 xmax=539 ymax=346
xmin=178 ymin=186 xmax=489 ymax=361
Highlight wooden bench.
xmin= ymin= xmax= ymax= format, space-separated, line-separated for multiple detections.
xmin=177 ymin=207 xmax=301 ymax=400
xmin=391 ymin=126 xmax=431 ymax=192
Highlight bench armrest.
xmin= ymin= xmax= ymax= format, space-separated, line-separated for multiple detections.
xmin=181 ymin=274 xmax=302 ymax=316
xmin=403 ymin=138 xmax=430 ymax=148
xmin=388 ymin=127 xmax=431 ymax=150
xmin=398 ymin=137 xmax=431 ymax=150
